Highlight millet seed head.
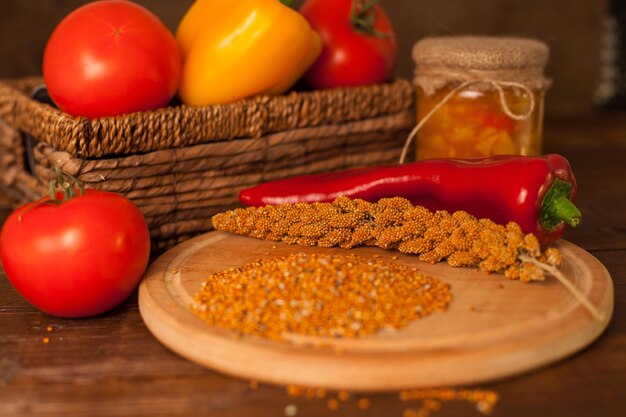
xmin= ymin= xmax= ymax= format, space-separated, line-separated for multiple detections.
xmin=212 ymin=197 xmax=560 ymax=281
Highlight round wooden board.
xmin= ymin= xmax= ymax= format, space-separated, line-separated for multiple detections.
xmin=138 ymin=231 xmax=613 ymax=392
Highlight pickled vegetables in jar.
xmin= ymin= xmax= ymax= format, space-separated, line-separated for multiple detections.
xmin=412 ymin=36 xmax=550 ymax=161
xmin=417 ymin=87 xmax=544 ymax=159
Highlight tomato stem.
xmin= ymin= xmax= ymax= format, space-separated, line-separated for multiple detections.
xmin=49 ymin=165 xmax=85 ymax=203
xmin=349 ymin=0 xmax=389 ymax=38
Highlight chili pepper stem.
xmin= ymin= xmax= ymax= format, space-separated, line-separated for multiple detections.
xmin=552 ymin=195 xmax=582 ymax=227
xmin=540 ymin=179 xmax=581 ymax=231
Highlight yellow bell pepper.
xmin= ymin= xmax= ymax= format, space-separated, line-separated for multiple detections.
xmin=176 ymin=0 xmax=321 ymax=106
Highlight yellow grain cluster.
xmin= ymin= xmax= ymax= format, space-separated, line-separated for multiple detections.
xmin=213 ymin=196 xmax=561 ymax=282
xmin=193 ymin=253 xmax=452 ymax=340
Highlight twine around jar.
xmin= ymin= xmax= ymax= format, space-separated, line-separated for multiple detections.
xmin=399 ymin=80 xmax=536 ymax=164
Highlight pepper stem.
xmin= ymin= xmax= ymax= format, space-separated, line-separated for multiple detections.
xmin=552 ymin=195 xmax=581 ymax=227
xmin=540 ymin=179 xmax=582 ymax=231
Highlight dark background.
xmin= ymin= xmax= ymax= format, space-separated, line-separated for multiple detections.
xmin=0 ymin=0 xmax=614 ymax=117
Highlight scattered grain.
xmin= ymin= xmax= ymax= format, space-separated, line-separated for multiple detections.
xmin=284 ymin=404 xmax=298 ymax=416
xmin=327 ymin=398 xmax=340 ymax=411
xmin=281 ymin=386 xmax=497 ymax=415
xmin=337 ymin=390 xmax=350 ymax=402
xmin=402 ymin=408 xmax=419 ymax=417
xmin=356 ymin=398 xmax=371 ymax=409
xmin=398 ymin=388 xmax=499 ymax=415
xmin=286 ymin=385 xmax=303 ymax=397
xmin=305 ymin=387 xmax=316 ymax=398
xmin=315 ymin=388 xmax=327 ymax=398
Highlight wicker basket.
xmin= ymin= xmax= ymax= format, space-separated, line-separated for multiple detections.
xmin=0 ymin=77 xmax=415 ymax=252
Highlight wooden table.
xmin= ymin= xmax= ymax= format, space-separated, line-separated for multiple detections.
xmin=1 ymin=116 xmax=624 ymax=417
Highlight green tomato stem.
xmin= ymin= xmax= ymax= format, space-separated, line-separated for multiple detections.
xmin=349 ymin=0 xmax=390 ymax=38
xmin=49 ymin=165 xmax=85 ymax=203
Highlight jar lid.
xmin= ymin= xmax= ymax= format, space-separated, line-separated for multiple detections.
xmin=413 ymin=36 xmax=551 ymax=94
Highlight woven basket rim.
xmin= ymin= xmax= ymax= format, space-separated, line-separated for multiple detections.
xmin=0 ymin=77 xmax=414 ymax=159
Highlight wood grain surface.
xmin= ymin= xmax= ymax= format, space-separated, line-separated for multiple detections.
xmin=1 ymin=116 xmax=625 ymax=416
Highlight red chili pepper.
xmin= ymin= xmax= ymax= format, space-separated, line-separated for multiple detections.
xmin=239 ymin=154 xmax=581 ymax=245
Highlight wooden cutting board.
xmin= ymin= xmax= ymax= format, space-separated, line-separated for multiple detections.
xmin=138 ymin=231 xmax=613 ymax=392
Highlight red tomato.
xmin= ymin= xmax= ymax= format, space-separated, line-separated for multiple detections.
xmin=299 ymin=0 xmax=398 ymax=89
xmin=43 ymin=0 xmax=181 ymax=118
xmin=0 ymin=190 xmax=151 ymax=318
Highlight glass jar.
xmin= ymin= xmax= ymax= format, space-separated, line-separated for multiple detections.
xmin=412 ymin=36 xmax=550 ymax=160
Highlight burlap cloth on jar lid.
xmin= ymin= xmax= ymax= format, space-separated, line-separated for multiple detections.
xmin=413 ymin=36 xmax=552 ymax=95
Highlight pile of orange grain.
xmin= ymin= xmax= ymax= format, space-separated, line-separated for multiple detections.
xmin=192 ymin=252 xmax=452 ymax=340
